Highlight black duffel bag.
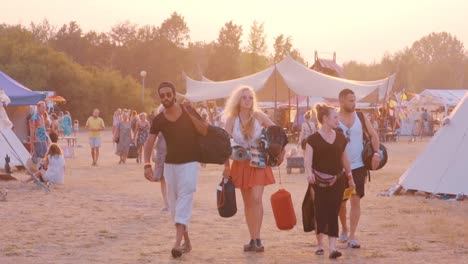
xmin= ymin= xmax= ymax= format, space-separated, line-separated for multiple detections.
xmin=183 ymin=103 xmax=232 ymax=165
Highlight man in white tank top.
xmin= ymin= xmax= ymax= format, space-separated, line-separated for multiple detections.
xmin=337 ymin=89 xmax=381 ymax=249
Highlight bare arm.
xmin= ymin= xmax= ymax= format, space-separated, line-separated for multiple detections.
xmin=255 ymin=111 xmax=275 ymax=127
xmin=144 ymin=133 xmax=157 ymax=164
xmin=222 ymin=116 xmax=235 ymax=178
xmin=304 ymin=142 xmax=315 ymax=184
xmin=364 ymin=114 xmax=380 ymax=151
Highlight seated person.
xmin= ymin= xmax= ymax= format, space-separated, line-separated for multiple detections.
xmin=23 ymin=143 xmax=65 ymax=185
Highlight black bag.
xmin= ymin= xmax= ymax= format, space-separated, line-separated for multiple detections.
xmin=259 ymin=125 xmax=288 ymax=167
xmin=302 ymin=184 xmax=315 ymax=232
xmin=198 ymin=125 xmax=232 ymax=164
xmin=127 ymin=143 xmax=137 ymax=158
xmin=183 ymin=104 xmax=232 ymax=165
xmin=356 ymin=112 xmax=388 ymax=171
xmin=217 ymin=178 xmax=237 ymax=217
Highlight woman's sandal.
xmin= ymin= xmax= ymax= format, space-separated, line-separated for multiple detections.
xmin=243 ymin=240 xmax=255 ymax=252
xmin=329 ymin=250 xmax=342 ymax=259
xmin=315 ymin=248 xmax=324 ymax=255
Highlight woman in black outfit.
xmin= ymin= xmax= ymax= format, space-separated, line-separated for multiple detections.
xmin=304 ymin=104 xmax=355 ymax=259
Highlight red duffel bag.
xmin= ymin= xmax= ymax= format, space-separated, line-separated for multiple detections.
xmin=271 ymin=188 xmax=296 ymax=230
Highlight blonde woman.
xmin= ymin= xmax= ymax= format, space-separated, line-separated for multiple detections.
xmin=223 ymin=86 xmax=279 ymax=252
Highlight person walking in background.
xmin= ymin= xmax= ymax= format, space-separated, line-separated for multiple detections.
xmin=115 ymin=111 xmax=132 ymax=164
xmin=62 ymin=111 xmax=73 ymax=136
xmin=337 ymin=89 xmax=381 ymax=249
xmin=298 ymin=110 xmax=317 ymax=152
xmin=144 ymin=81 xmax=202 ymax=258
xmin=304 ymin=103 xmax=354 ymax=259
xmin=130 ymin=110 xmax=139 ymax=137
xmin=135 ymin=112 xmax=150 ymax=164
xmin=112 ymin=108 xmax=122 ymax=147
xmin=223 ymin=85 xmax=283 ymax=253
xmin=85 ymin=108 xmax=105 ymax=166
xmin=58 ymin=111 xmax=64 ymax=137
xmin=73 ymin=120 xmax=79 ymax=137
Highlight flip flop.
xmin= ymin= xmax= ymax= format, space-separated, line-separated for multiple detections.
xmin=315 ymin=249 xmax=324 ymax=255
xmin=329 ymin=250 xmax=342 ymax=259
xmin=339 ymin=233 xmax=348 ymax=243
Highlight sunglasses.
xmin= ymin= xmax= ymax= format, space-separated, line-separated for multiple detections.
xmin=345 ymin=129 xmax=351 ymax=142
xmin=242 ymin=95 xmax=253 ymax=100
xmin=159 ymin=92 xmax=173 ymax=99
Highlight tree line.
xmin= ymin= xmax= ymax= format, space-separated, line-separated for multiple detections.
xmin=1 ymin=12 xmax=467 ymax=122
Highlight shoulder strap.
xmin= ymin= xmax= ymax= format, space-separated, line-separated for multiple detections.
xmin=356 ymin=112 xmax=369 ymax=141
xmin=306 ymin=122 xmax=313 ymax=132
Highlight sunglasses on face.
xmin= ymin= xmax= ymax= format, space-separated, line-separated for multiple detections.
xmin=159 ymin=92 xmax=173 ymax=99
xmin=345 ymin=129 xmax=351 ymax=142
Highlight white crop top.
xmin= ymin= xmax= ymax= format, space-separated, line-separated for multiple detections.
xmin=232 ymin=116 xmax=262 ymax=148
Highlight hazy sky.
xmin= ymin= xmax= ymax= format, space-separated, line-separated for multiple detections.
xmin=3 ymin=0 xmax=468 ymax=65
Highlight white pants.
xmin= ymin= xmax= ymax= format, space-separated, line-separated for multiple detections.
xmin=164 ymin=162 xmax=199 ymax=228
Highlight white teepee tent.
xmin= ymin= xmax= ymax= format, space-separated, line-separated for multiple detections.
xmin=397 ymin=92 xmax=468 ymax=195
xmin=0 ymin=89 xmax=31 ymax=168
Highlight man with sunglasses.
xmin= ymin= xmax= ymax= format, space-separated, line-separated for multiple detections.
xmin=337 ymin=89 xmax=380 ymax=249
xmin=143 ymin=81 xmax=201 ymax=258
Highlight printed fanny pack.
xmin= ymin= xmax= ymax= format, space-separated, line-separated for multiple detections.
xmin=313 ymin=169 xmax=339 ymax=187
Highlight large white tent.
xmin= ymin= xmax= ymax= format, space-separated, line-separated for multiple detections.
xmin=408 ymin=89 xmax=468 ymax=112
xmin=184 ymin=56 xmax=395 ymax=102
xmin=0 ymin=89 xmax=30 ymax=168
xmin=396 ymin=92 xmax=468 ymax=195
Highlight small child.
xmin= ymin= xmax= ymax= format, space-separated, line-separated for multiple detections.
xmin=73 ymin=120 xmax=79 ymax=137
xmin=23 ymin=143 xmax=65 ymax=185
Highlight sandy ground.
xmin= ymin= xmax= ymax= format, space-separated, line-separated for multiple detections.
xmin=1 ymin=129 xmax=467 ymax=264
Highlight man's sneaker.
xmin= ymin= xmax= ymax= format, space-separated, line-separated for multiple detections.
xmin=339 ymin=233 xmax=348 ymax=243
xmin=348 ymin=239 xmax=361 ymax=249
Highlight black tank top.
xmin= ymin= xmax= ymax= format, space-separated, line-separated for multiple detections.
xmin=150 ymin=108 xmax=200 ymax=164
xmin=307 ymin=131 xmax=348 ymax=175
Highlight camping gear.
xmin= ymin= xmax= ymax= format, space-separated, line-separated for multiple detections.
xmin=270 ymin=169 xmax=296 ymax=230
xmin=217 ymin=177 xmax=237 ymax=217
xmin=286 ymin=157 xmax=305 ymax=174
xmin=183 ymin=103 xmax=232 ymax=165
xmin=259 ymin=125 xmax=288 ymax=167
xmin=357 ymin=111 xmax=388 ymax=171
xmin=127 ymin=143 xmax=138 ymax=159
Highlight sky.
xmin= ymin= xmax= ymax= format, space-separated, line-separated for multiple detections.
xmin=2 ymin=0 xmax=468 ymax=65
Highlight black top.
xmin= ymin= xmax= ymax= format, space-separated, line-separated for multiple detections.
xmin=150 ymin=108 xmax=200 ymax=164
xmin=307 ymin=131 xmax=348 ymax=175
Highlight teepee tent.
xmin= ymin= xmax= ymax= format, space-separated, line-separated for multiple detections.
xmin=0 ymin=89 xmax=31 ymax=168
xmin=396 ymin=92 xmax=468 ymax=195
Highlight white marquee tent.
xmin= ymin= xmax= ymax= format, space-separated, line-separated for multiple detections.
xmin=184 ymin=56 xmax=395 ymax=103
xmin=396 ymin=92 xmax=468 ymax=195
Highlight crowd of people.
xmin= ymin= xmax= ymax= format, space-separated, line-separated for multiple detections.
xmin=23 ymin=83 xmax=384 ymax=260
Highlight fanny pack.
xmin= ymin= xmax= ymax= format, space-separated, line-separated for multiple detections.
xmin=313 ymin=169 xmax=338 ymax=187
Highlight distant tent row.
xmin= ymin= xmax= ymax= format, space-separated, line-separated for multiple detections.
xmin=184 ymin=56 xmax=396 ymax=103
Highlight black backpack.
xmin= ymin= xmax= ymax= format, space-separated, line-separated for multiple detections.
xmin=357 ymin=112 xmax=388 ymax=171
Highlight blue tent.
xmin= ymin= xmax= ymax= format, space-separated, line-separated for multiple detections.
xmin=0 ymin=70 xmax=45 ymax=106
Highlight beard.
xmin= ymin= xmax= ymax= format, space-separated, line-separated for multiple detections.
xmin=162 ymin=98 xmax=176 ymax=108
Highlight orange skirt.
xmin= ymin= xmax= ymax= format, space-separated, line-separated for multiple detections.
xmin=230 ymin=159 xmax=275 ymax=189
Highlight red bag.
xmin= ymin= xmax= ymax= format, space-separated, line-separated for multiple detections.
xmin=271 ymin=188 xmax=297 ymax=230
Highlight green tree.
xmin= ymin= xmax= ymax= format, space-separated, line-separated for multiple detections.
xmin=159 ymin=12 xmax=190 ymax=47
xmin=206 ymin=21 xmax=243 ymax=80
xmin=246 ymin=20 xmax=267 ymax=73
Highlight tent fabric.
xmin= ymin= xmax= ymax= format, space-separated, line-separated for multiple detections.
xmin=397 ymin=92 xmax=468 ymax=195
xmin=408 ymin=89 xmax=468 ymax=110
xmin=0 ymin=128 xmax=31 ymax=168
xmin=184 ymin=56 xmax=395 ymax=103
xmin=0 ymin=70 xmax=45 ymax=106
